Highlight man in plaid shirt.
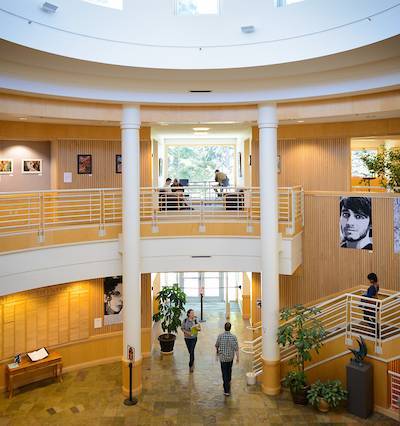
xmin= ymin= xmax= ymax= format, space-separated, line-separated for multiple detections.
xmin=215 ymin=322 xmax=239 ymax=396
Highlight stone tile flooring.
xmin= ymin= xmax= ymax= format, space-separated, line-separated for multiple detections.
xmin=0 ymin=306 xmax=398 ymax=425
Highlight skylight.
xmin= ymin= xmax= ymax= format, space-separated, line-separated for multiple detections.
xmin=176 ymin=0 xmax=219 ymax=16
xmin=82 ymin=0 xmax=123 ymax=10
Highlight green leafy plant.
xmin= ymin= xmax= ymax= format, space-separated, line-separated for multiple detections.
xmin=152 ymin=284 xmax=186 ymax=336
xmin=360 ymin=146 xmax=400 ymax=192
xmin=307 ymin=380 xmax=347 ymax=409
xmin=277 ymin=305 xmax=327 ymax=392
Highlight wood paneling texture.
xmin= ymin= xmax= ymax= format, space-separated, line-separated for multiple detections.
xmin=277 ymin=137 xmax=351 ymax=191
xmin=279 ymin=194 xmax=400 ymax=308
xmin=56 ymin=139 xmax=122 ymax=189
xmin=250 ymin=272 xmax=261 ymax=326
xmin=141 ymin=274 xmax=152 ymax=329
xmin=250 ymin=135 xmax=259 ymax=187
xmin=0 ymin=279 xmax=124 ymax=361
xmin=140 ymin=140 xmax=152 ymax=187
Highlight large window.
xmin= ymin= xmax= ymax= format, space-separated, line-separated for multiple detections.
xmin=176 ymin=0 xmax=219 ymax=15
xmin=167 ymin=145 xmax=234 ymax=183
xmin=82 ymin=0 xmax=123 ymax=9
xmin=351 ymin=149 xmax=377 ymax=177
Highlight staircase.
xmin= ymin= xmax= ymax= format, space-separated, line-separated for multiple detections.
xmin=241 ymin=286 xmax=400 ymax=416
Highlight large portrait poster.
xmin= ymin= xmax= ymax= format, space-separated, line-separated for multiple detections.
xmin=394 ymin=199 xmax=400 ymax=254
xmin=340 ymin=197 xmax=372 ymax=250
xmin=104 ymin=276 xmax=123 ymax=325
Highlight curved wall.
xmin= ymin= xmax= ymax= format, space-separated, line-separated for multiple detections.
xmin=1 ymin=0 xmax=399 ymax=69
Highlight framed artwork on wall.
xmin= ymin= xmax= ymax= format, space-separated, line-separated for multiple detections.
xmin=238 ymin=152 xmax=243 ymax=177
xmin=116 ymin=154 xmax=122 ymax=174
xmin=0 ymin=159 xmax=13 ymax=174
xmin=22 ymin=159 xmax=42 ymax=174
xmin=77 ymin=154 xmax=92 ymax=174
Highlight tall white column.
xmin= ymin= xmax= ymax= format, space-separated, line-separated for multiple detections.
xmin=258 ymin=103 xmax=281 ymax=395
xmin=121 ymin=104 xmax=141 ymax=364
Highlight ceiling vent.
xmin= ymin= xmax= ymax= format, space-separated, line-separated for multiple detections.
xmin=41 ymin=2 xmax=58 ymax=13
xmin=189 ymin=90 xmax=212 ymax=93
xmin=241 ymin=25 xmax=255 ymax=34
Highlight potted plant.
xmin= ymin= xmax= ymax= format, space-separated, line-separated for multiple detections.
xmin=360 ymin=145 xmax=400 ymax=192
xmin=277 ymin=304 xmax=326 ymax=405
xmin=307 ymin=380 xmax=347 ymax=412
xmin=152 ymin=284 xmax=186 ymax=354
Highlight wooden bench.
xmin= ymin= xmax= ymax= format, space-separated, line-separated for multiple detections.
xmin=6 ymin=351 xmax=63 ymax=398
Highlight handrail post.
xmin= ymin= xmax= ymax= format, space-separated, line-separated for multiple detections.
xmin=37 ymin=192 xmax=45 ymax=243
xmin=375 ymin=300 xmax=383 ymax=354
xmin=98 ymin=190 xmax=106 ymax=237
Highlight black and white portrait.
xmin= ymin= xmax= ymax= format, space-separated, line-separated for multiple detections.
xmin=104 ymin=276 xmax=123 ymax=325
xmin=394 ymin=198 xmax=400 ymax=254
xmin=340 ymin=197 xmax=372 ymax=250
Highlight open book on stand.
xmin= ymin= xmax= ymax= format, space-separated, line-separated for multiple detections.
xmin=27 ymin=347 xmax=49 ymax=362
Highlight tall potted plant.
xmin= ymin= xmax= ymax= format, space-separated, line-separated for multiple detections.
xmin=360 ymin=145 xmax=400 ymax=192
xmin=152 ymin=284 xmax=186 ymax=354
xmin=277 ymin=304 xmax=326 ymax=405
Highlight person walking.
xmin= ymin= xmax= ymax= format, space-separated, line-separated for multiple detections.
xmin=181 ymin=309 xmax=201 ymax=372
xmin=215 ymin=322 xmax=239 ymax=396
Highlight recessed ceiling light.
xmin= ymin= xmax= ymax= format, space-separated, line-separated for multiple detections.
xmin=193 ymin=127 xmax=210 ymax=131
xmin=193 ymin=132 xmax=208 ymax=136
xmin=41 ymin=2 xmax=58 ymax=13
xmin=241 ymin=25 xmax=255 ymax=34
xmin=159 ymin=122 xmax=169 ymax=126
xmin=297 ymin=120 xmax=304 ymax=123
xmin=18 ymin=117 xmax=27 ymax=120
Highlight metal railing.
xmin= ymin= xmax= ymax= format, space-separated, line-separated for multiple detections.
xmin=241 ymin=288 xmax=400 ymax=376
xmin=389 ymin=370 xmax=400 ymax=411
xmin=140 ymin=185 xmax=303 ymax=234
xmin=0 ymin=185 xmax=303 ymax=243
xmin=0 ymin=188 xmax=122 ymax=239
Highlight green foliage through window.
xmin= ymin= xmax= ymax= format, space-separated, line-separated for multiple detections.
xmin=167 ymin=145 xmax=234 ymax=183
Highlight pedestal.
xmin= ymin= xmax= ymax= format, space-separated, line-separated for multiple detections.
xmin=346 ymin=362 xmax=373 ymax=418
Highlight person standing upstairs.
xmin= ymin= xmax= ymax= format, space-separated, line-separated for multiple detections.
xmin=215 ymin=322 xmax=239 ymax=396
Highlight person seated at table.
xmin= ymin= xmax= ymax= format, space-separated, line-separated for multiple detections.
xmin=163 ymin=177 xmax=172 ymax=191
xmin=170 ymin=178 xmax=192 ymax=209
xmin=214 ymin=170 xmax=230 ymax=197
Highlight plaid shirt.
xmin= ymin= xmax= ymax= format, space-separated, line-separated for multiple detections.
xmin=215 ymin=331 xmax=238 ymax=362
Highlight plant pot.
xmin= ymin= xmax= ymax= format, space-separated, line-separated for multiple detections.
xmin=291 ymin=386 xmax=310 ymax=405
xmin=318 ymin=398 xmax=330 ymax=413
xmin=158 ymin=334 xmax=176 ymax=354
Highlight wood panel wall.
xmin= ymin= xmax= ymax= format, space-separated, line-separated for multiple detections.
xmin=250 ymin=272 xmax=261 ymax=326
xmin=277 ymin=137 xmax=351 ymax=191
xmin=279 ymin=193 xmax=400 ymax=308
xmin=0 ymin=279 xmax=122 ymax=361
xmin=56 ymin=139 xmax=122 ymax=189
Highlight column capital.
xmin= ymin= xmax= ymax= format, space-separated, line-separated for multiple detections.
xmin=258 ymin=102 xmax=278 ymax=129
xmin=121 ymin=103 xmax=141 ymax=129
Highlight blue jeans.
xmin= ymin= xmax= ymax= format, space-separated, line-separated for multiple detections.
xmin=184 ymin=338 xmax=197 ymax=367
xmin=220 ymin=361 xmax=233 ymax=393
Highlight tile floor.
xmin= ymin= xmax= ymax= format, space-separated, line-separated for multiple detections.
xmin=0 ymin=304 xmax=398 ymax=425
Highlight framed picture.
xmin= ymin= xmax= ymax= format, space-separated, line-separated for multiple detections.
xmin=238 ymin=152 xmax=243 ymax=177
xmin=116 ymin=154 xmax=122 ymax=174
xmin=77 ymin=154 xmax=92 ymax=174
xmin=158 ymin=158 xmax=163 ymax=177
xmin=22 ymin=159 xmax=42 ymax=174
xmin=0 ymin=159 xmax=13 ymax=174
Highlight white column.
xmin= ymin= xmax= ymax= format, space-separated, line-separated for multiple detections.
xmin=258 ymin=103 xmax=280 ymax=363
xmin=121 ymin=104 xmax=141 ymax=362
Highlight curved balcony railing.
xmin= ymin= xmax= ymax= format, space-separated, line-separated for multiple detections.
xmin=0 ymin=185 xmax=303 ymax=251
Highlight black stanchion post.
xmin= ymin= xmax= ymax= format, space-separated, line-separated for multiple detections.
xmin=124 ymin=361 xmax=138 ymax=406
xmin=199 ymin=288 xmax=206 ymax=323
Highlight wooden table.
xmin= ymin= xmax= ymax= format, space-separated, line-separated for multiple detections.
xmin=6 ymin=352 xmax=63 ymax=398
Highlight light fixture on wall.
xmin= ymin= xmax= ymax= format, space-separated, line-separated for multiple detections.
xmin=41 ymin=2 xmax=58 ymax=13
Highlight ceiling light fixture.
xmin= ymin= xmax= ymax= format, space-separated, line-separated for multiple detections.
xmin=41 ymin=2 xmax=58 ymax=13
xmin=193 ymin=132 xmax=208 ymax=136
xmin=193 ymin=127 xmax=210 ymax=131
xmin=241 ymin=25 xmax=255 ymax=34
xmin=18 ymin=117 xmax=27 ymax=120
xmin=297 ymin=120 xmax=304 ymax=123
xmin=189 ymin=90 xmax=212 ymax=93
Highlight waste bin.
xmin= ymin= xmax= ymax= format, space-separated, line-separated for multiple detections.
xmin=246 ymin=372 xmax=256 ymax=386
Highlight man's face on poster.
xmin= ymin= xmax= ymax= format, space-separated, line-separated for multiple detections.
xmin=109 ymin=283 xmax=123 ymax=313
xmin=340 ymin=207 xmax=370 ymax=242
